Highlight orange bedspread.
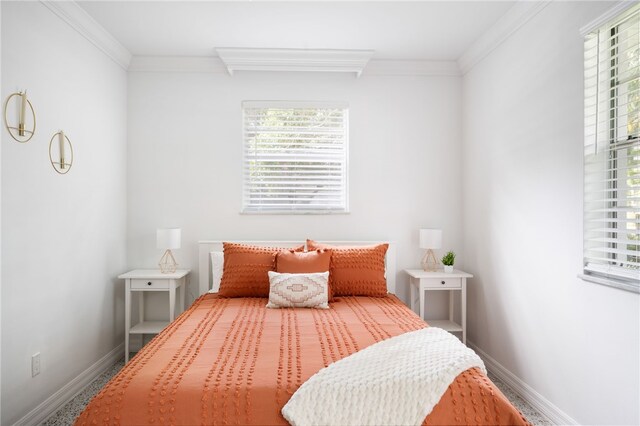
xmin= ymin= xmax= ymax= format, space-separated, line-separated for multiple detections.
xmin=76 ymin=294 xmax=528 ymax=425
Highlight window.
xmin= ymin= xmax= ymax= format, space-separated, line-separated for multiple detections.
xmin=242 ymin=101 xmax=348 ymax=214
xmin=583 ymin=5 xmax=639 ymax=292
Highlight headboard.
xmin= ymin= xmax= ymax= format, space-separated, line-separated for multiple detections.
xmin=198 ymin=241 xmax=397 ymax=296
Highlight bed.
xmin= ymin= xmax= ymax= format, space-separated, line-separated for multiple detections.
xmin=76 ymin=241 xmax=529 ymax=426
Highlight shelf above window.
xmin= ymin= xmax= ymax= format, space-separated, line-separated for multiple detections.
xmin=215 ymin=47 xmax=375 ymax=77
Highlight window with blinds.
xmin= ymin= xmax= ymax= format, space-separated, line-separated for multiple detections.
xmin=242 ymin=101 xmax=348 ymax=213
xmin=584 ymin=4 xmax=639 ymax=292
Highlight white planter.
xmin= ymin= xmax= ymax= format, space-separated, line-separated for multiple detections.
xmin=444 ymin=265 xmax=454 ymax=273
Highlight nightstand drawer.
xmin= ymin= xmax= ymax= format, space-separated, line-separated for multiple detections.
xmin=421 ymin=278 xmax=462 ymax=289
xmin=131 ymin=279 xmax=169 ymax=290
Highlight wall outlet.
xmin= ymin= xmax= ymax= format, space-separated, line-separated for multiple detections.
xmin=32 ymin=352 xmax=41 ymax=377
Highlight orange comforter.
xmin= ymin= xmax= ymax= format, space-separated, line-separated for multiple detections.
xmin=76 ymin=294 xmax=528 ymax=425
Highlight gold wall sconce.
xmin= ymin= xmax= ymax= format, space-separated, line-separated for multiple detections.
xmin=49 ymin=131 xmax=73 ymax=174
xmin=3 ymin=91 xmax=36 ymax=143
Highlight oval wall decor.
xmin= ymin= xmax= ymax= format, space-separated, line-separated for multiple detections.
xmin=3 ymin=91 xmax=36 ymax=143
xmin=49 ymin=130 xmax=74 ymax=174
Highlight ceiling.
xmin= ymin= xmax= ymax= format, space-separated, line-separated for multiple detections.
xmin=78 ymin=1 xmax=515 ymax=61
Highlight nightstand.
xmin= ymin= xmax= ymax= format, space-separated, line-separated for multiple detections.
xmin=119 ymin=269 xmax=190 ymax=362
xmin=405 ymin=269 xmax=473 ymax=344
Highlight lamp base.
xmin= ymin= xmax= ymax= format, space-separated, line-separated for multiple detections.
xmin=159 ymin=249 xmax=178 ymax=273
xmin=421 ymin=249 xmax=439 ymax=272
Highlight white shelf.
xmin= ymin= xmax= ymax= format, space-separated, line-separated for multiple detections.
xmin=405 ymin=269 xmax=473 ymax=279
xmin=130 ymin=321 xmax=169 ymax=334
xmin=119 ymin=269 xmax=190 ymax=280
xmin=427 ymin=320 xmax=463 ymax=333
xmin=216 ymin=47 xmax=375 ymax=77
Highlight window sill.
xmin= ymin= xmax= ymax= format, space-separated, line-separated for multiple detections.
xmin=578 ymin=274 xmax=639 ymax=294
xmin=240 ymin=210 xmax=350 ymax=215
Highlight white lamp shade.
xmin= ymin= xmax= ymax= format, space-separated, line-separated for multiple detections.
xmin=157 ymin=228 xmax=181 ymax=249
xmin=419 ymin=229 xmax=442 ymax=249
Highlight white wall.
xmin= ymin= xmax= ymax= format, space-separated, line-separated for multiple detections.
xmin=127 ymin=67 xmax=463 ymax=318
xmin=462 ymin=2 xmax=640 ymax=425
xmin=0 ymin=2 xmax=3 ymax=421
xmin=1 ymin=2 xmax=127 ymax=424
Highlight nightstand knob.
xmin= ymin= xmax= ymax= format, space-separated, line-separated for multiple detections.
xmin=441 ymin=281 xmax=445 ymax=285
xmin=147 ymin=281 xmax=152 ymax=286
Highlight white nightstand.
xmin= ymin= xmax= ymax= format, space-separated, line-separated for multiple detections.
xmin=119 ymin=269 xmax=190 ymax=362
xmin=405 ymin=269 xmax=473 ymax=344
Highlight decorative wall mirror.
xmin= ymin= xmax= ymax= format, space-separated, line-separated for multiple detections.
xmin=3 ymin=91 xmax=36 ymax=143
xmin=49 ymin=131 xmax=73 ymax=174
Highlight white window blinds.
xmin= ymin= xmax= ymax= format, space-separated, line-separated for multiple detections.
xmin=242 ymin=101 xmax=348 ymax=213
xmin=584 ymin=4 xmax=640 ymax=292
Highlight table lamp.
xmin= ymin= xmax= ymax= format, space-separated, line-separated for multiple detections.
xmin=157 ymin=228 xmax=181 ymax=273
xmin=419 ymin=229 xmax=442 ymax=271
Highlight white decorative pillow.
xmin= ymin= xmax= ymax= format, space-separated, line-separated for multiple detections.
xmin=266 ymin=271 xmax=330 ymax=309
xmin=208 ymin=252 xmax=224 ymax=293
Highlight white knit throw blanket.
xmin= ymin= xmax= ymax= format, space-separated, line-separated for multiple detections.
xmin=282 ymin=327 xmax=486 ymax=426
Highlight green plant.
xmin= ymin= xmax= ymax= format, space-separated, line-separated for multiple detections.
xmin=441 ymin=251 xmax=456 ymax=266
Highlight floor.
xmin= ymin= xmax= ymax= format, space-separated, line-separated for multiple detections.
xmin=43 ymin=356 xmax=552 ymax=425
xmin=485 ymin=372 xmax=552 ymax=426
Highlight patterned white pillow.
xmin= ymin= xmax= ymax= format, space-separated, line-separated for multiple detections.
xmin=266 ymin=271 xmax=330 ymax=309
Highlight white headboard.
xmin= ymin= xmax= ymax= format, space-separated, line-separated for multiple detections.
xmin=198 ymin=241 xmax=397 ymax=296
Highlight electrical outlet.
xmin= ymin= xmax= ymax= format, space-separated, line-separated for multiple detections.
xmin=32 ymin=352 xmax=41 ymax=377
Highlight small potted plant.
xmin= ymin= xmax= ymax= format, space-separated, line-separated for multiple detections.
xmin=441 ymin=251 xmax=455 ymax=273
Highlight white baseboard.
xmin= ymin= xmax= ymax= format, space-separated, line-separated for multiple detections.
xmin=14 ymin=343 xmax=124 ymax=426
xmin=468 ymin=341 xmax=577 ymax=426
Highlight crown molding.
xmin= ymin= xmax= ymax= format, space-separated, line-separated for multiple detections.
xmin=216 ymin=48 xmax=375 ymax=77
xmin=457 ymin=1 xmax=551 ymax=75
xmin=128 ymin=56 xmax=459 ymax=77
xmin=364 ymin=60 xmax=460 ymax=76
xmin=580 ymin=1 xmax=638 ymax=36
xmin=129 ymin=56 xmax=227 ymax=73
xmin=40 ymin=1 xmax=132 ymax=70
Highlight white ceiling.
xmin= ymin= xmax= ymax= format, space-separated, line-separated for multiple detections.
xmin=77 ymin=1 xmax=515 ymax=60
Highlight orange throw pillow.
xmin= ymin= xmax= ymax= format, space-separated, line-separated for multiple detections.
xmin=218 ymin=242 xmax=280 ymax=298
xmin=276 ymin=249 xmax=332 ymax=273
xmin=276 ymin=249 xmax=333 ymax=299
xmin=306 ymin=240 xmax=389 ymax=297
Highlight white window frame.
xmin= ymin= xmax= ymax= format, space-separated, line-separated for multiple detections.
xmin=582 ymin=4 xmax=640 ymax=293
xmin=241 ymin=101 xmax=349 ymax=214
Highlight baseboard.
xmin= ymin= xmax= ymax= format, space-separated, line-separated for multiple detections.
xmin=14 ymin=343 xmax=124 ymax=426
xmin=468 ymin=341 xmax=577 ymax=425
